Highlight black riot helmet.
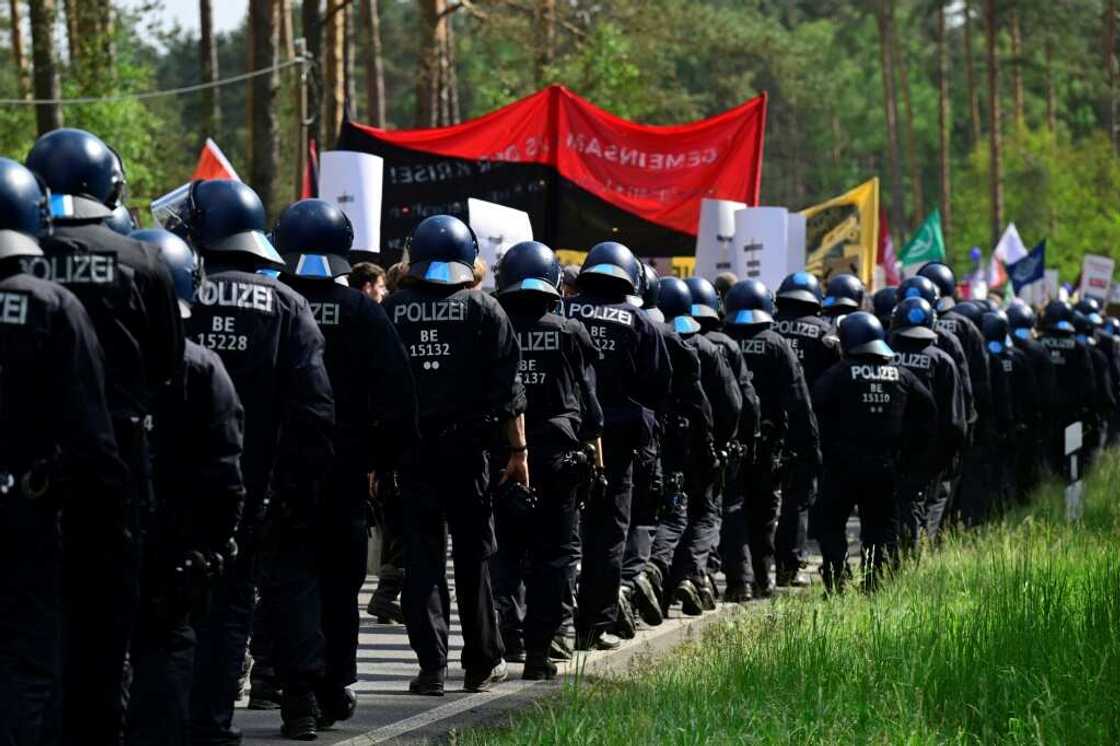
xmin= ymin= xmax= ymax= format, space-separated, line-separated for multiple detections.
xmin=26 ymin=128 xmax=123 ymax=218
xmin=872 ymin=287 xmax=899 ymax=328
xmin=274 ymin=198 xmax=355 ymax=279
xmin=684 ymin=276 xmax=721 ymax=321
xmin=1040 ymin=300 xmax=1075 ymax=334
xmin=981 ymin=311 xmax=1012 ymax=354
xmin=951 ymin=300 xmax=985 ymax=328
xmin=917 ymin=262 xmax=957 ymax=311
xmin=723 ymin=279 xmax=774 ymax=327
xmin=976 ymin=298 xmax=999 ymax=313
xmin=1005 ymin=299 xmax=1036 ymax=342
xmin=0 ymin=157 xmax=49 ymax=261
xmin=898 ymin=275 xmax=939 ymax=306
xmin=497 ymin=240 xmax=561 ymax=298
xmin=838 ymin=311 xmax=893 ymax=359
xmin=891 ymin=297 xmax=938 ymax=342
xmin=776 ymin=271 xmax=822 ymax=309
xmin=405 ymin=214 xmax=478 ymax=285
xmin=105 ymin=204 xmax=137 ymax=236
xmin=1073 ymin=297 xmax=1103 ymax=327
xmin=822 ymin=273 xmax=865 ymax=314
xmin=640 ymin=263 xmax=664 ymax=322
xmin=578 ymin=241 xmax=641 ymax=296
xmin=657 ymin=277 xmax=701 ymax=335
xmin=1072 ymin=305 xmax=1100 ymax=339
xmin=133 ymin=228 xmax=203 ymax=319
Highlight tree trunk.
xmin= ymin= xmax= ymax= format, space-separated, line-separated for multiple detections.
xmin=985 ymin=0 xmax=1003 ymax=248
xmin=445 ymin=12 xmax=459 ymax=124
xmin=323 ymin=0 xmax=346 ymax=145
xmin=345 ymin=0 xmax=356 ymax=116
xmin=937 ymin=2 xmax=952 ymax=249
xmin=364 ymin=0 xmax=386 ymax=127
xmin=199 ymin=0 xmax=221 ymax=141
xmin=301 ymin=0 xmax=321 ymax=147
xmin=1108 ymin=0 xmax=1118 ymax=152
xmin=416 ymin=0 xmax=457 ymax=127
xmin=9 ymin=0 xmax=31 ymax=98
xmin=1045 ymin=36 xmax=1056 ymax=133
xmin=891 ymin=2 xmax=923 ymax=225
xmin=1010 ymin=6 xmax=1024 ymax=129
xmin=964 ymin=0 xmax=983 ymax=146
xmin=278 ymin=0 xmax=294 ymax=60
xmin=28 ymin=0 xmax=62 ymax=133
xmin=62 ymin=0 xmax=77 ymax=62
xmin=248 ymin=0 xmax=279 ymax=214
xmin=534 ymin=0 xmax=556 ymax=88
xmin=877 ymin=0 xmax=906 ymax=246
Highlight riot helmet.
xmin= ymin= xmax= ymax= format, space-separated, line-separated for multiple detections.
xmin=1005 ymin=299 xmax=1036 ymax=341
xmin=404 ymin=214 xmax=478 ymax=286
xmin=872 ymin=287 xmax=899 ymax=328
xmin=723 ymin=279 xmax=774 ymax=327
xmin=838 ymin=311 xmax=893 ymax=359
xmin=26 ymin=128 xmax=123 ymax=218
xmin=578 ymin=241 xmax=641 ymax=297
xmin=657 ymin=277 xmax=701 ymax=335
xmin=917 ymin=262 xmax=957 ymax=311
xmin=684 ymin=276 xmax=721 ymax=320
xmin=274 ymin=198 xmax=355 ymax=279
xmin=822 ymin=273 xmax=865 ymax=313
xmin=0 ymin=157 xmax=48 ymax=261
xmin=890 ymin=297 xmax=938 ymax=342
xmin=981 ymin=310 xmax=1012 ymax=354
xmin=775 ymin=271 xmax=822 ymax=309
xmin=133 ymin=228 xmax=202 ymax=318
xmin=1040 ymin=300 xmax=1075 ymax=334
xmin=496 ymin=240 xmax=561 ymax=298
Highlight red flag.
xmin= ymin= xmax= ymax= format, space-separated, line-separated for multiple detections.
xmin=192 ymin=138 xmax=241 ymax=181
xmin=301 ymin=138 xmax=319 ymax=199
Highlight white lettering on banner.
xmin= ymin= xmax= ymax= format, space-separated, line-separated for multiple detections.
xmin=0 ymin=292 xmax=29 ymax=325
xmin=392 ymin=301 xmax=467 ymax=323
xmin=851 ymin=365 xmax=900 ymax=382
xmin=563 ymin=132 xmax=719 ymax=172
xmin=310 ymin=303 xmax=341 ymax=326
xmin=565 ymin=303 xmax=634 ymax=327
xmin=893 ymin=352 xmax=932 ymax=370
xmin=774 ymin=319 xmax=822 ymax=339
xmin=518 ymin=330 xmax=561 ymax=352
xmin=21 ymin=253 xmax=116 ymax=285
xmin=196 ymin=280 xmax=275 ymax=314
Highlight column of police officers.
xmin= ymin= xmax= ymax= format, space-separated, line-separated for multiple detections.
xmin=2 ymin=128 xmax=1116 ymax=745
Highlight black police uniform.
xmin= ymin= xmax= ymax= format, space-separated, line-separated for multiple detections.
xmin=492 ymin=298 xmax=603 ymax=666
xmin=188 ymin=265 xmax=335 ymax=742
xmin=1092 ymin=329 xmax=1120 ymax=445
xmin=562 ymin=295 xmax=670 ymax=638
xmin=1038 ymin=331 xmax=1097 ymax=476
xmin=889 ymin=336 xmax=966 ymax=544
xmin=382 ymin=284 xmax=525 ymax=677
xmin=937 ymin=310 xmax=992 ymax=422
xmin=29 ymin=219 xmax=183 ymax=743
xmin=723 ymin=324 xmax=818 ymax=594
xmin=1006 ymin=344 xmax=1042 ymax=503
xmin=281 ymin=275 xmax=418 ymax=714
xmin=772 ymin=307 xmax=837 ymax=578
xmin=127 ymin=340 xmax=245 ymax=746
xmin=812 ymin=355 xmax=937 ymax=591
xmin=1083 ymin=338 xmax=1116 ymax=462
xmin=0 ymin=267 xmax=127 ymax=744
xmin=1010 ymin=330 xmax=1056 ymax=483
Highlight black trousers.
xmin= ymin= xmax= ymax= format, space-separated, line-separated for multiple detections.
xmin=776 ymin=467 xmax=813 ymax=575
xmin=492 ymin=451 xmax=580 ymax=658
xmin=667 ymin=467 xmax=718 ymax=590
xmin=126 ymin=603 xmax=195 ymax=746
xmin=577 ymin=420 xmax=640 ymax=636
xmin=401 ymin=448 xmax=502 ymax=673
xmin=373 ymin=476 xmax=404 ymax=604
xmin=725 ymin=453 xmax=782 ymax=589
xmin=620 ymin=430 xmax=660 ymax=588
xmin=814 ymin=468 xmax=899 ymax=592
xmin=318 ymin=470 xmax=369 ymax=692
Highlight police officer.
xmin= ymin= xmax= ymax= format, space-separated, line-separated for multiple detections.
xmin=125 ymin=228 xmax=246 ymax=746
xmin=0 ymin=157 xmax=128 ymax=744
xmin=167 ymin=179 xmax=335 ymax=742
xmin=821 ymin=273 xmax=865 ymax=318
xmin=1037 ymin=301 xmax=1097 ymax=478
xmin=275 ymin=199 xmax=419 ymax=723
xmin=25 ymin=128 xmax=183 ymax=743
xmin=772 ymin=271 xmax=838 ymax=586
xmin=1073 ymin=301 xmax=1116 ymax=462
xmin=872 ymin=286 xmax=898 ymax=330
xmin=382 ymin=215 xmax=526 ymax=693
xmin=563 ymin=242 xmax=671 ymax=648
xmin=1101 ymin=316 xmax=1120 ymax=445
xmin=721 ymin=279 xmax=819 ymax=599
xmin=812 ymin=312 xmax=937 ymax=592
xmin=657 ymin=278 xmax=740 ymax=613
xmin=1006 ymin=300 xmax=1056 ymax=484
xmin=888 ymin=298 xmax=966 ymax=545
xmin=492 ymin=241 xmax=603 ymax=679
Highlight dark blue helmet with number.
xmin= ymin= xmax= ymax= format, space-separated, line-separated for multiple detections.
xmin=0 ymin=157 xmax=48 ymax=261
xmin=723 ymin=279 xmax=774 ymax=327
xmin=776 ymin=271 xmax=822 ymax=308
xmin=105 ymin=204 xmax=137 ymax=235
xmin=951 ymin=300 xmax=985 ymax=328
xmin=872 ymin=287 xmax=898 ymax=328
xmin=405 ymin=214 xmax=478 ymax=285
xmin=891 ymin=297 xmax=938 ymax=342
xmin=1040 ymin=300 xmax=1075 ymax=333
xmin=981 ymin=311 xmax=1012 ymax=354
xmin=917 ymin=262 xmax=957 ymax=311
xmin=898 ymin=275 xmax=939 ymax=306
xmin=26 ymin=128 xmax=123 ymax=219
xmin=684 ymin=276 xmax=721 ymax=320
xmin=579 ymin=241 xmax=641 ymax=295
xmin=657 ymin=277 xmax=701 ymax=335
xmin=838 ymin=311 xmax=893 ymax=359
xmin=497 ymin=240 xmax=561 ymax=298
xmin=133 ymin=228 xmax=202 ymax=319
xmin=1006 ymin=300 xmax=1036 ymax=341
xmin=822 ymin=273 xmax=865 ymax=313
xmin=274 ymin=198 xmax=355 ymax=279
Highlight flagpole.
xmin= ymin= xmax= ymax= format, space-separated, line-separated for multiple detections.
xmin=295 ymin=37 xmax=310 ymax=201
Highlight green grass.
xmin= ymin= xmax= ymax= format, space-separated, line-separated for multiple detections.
xmin=464 ymin=454 xmax=1120 ymax=745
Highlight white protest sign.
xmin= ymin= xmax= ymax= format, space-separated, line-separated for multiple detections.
xmin=786 ymin=212 xmax=807 ymax=275
xmin=319 ymin=151 xmax=384 ymax=254
xmin=468 ymin=198 xmax=534 ymax=290
xmin=694 ymin=198 xmax=746 ymax=281
xmin=1079 ymin=254 xmax=1115 ymax=301
xmin=1046 ymin=269 xmax=1061 ymax=302
xmin=733 ymin=207 xmax=790 ymax=291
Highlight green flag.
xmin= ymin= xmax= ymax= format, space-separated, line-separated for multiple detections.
xmin=898 ymin=210 xmax=946 ymax=266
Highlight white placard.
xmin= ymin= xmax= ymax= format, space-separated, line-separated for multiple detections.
xmin=733 ymin=207 xmax=790 ymax=291
xmin=694 ymin=198 xmax=747 ymax=281
xmin=319 ymin=151 xmax=384 ymax=255
xmin=1064 ymin=421 xmax=1083 ymax=456
xmin=786 ymin=213 xmax=807 ymax=275
xmin=1079 ymin=254 xmax=1115 ymax=301
xmin=468 ymin=198 xmax=534 ymax=290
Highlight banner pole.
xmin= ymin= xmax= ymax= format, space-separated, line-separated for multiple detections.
xmin=295 ymin=37 xmax=309 ymax=200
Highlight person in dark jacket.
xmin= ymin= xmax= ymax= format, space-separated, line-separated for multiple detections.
xmin=1037 ymin=300 xmax=1098 ymax=481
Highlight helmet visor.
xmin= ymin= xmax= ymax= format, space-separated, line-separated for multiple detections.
xmin=150 ymin=182 xmax=193 ymax=235
xmin=408 ymin=259 xmax=475 ymax=285
xmin=208 ymin=230 xmax=285 ymax=268
xmin=0 ymin=229 xmax=42 ymax=260
xmin=726 ymin=308 xmax=772 ymax=326
xmin=689 ymin=303 xmax=719 ymax=319
xmin=849 ymin=339 xmax=894 ymax=358
xmin=497 ymin=277 xmax=561 ymax=297
xmin=671 ymin=315 xmax=701 ymax=335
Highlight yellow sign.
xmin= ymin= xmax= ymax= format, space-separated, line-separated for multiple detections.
xmin=555 ymin=250 xmax=696 ymax=279
xmin=800 ymin=178 xmax=879 ymax=286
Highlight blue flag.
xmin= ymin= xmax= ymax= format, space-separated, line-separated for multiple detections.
xmin=1008 ymin=240 xmax=1046 ymax=293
